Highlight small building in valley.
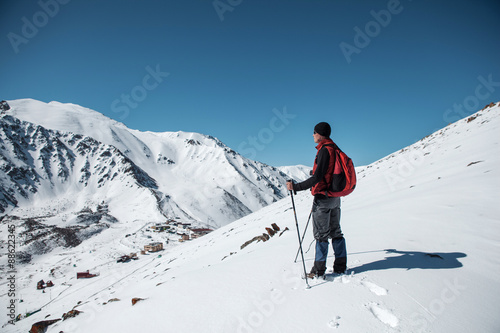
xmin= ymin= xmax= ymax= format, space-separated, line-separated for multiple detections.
xmin=191 ymin=228 xmax=213 ymax=238
xmin=144 ymin=242 xmax=163 ymax=252
xmin=77 ymin=271 xmax=98 ymax=279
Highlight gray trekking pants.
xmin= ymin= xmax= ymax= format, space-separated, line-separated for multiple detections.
xmin=312 ymin=195 xmax=342 ymax=242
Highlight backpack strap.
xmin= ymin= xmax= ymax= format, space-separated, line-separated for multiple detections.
xmin=320 ymin=144 xmax=338 ymax=196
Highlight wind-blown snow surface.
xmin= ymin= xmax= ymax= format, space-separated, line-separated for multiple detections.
xmin=1 ymin=103 xmax=499 ymax=332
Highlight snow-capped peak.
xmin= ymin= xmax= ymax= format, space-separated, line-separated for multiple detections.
xmin=1 ymin=99 xmax=294 ymax=229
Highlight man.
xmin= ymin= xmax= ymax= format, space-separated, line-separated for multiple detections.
xmin=286 ymin=122 xmax=347 ymax=278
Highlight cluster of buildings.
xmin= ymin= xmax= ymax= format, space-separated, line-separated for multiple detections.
xmin=113 ymin=220 xmax=214 ymax=265
xmin=137 ymin=220 xmax=213 ymax=254
xmin=149 ymin=219 xmax=212 ymax=242
xmin=33 ymin=220 xmax=214 ymax=292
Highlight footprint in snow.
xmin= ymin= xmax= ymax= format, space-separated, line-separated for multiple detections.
xmin=367 ymin=303 xmax=398 ymax=328
xmin=322 ymin=271 xmax=352 ymax=283
xmin=361 ymin=281 xmax=388 ymax=296
xmin=339 ymin=275 xmax=351 ymax=284
xmin=327 ymin=316 xmax=341 ymax=329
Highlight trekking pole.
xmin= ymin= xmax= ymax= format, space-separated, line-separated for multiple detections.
xmin=288 ymin=181 xmax=311 ymax=289
xmin=294 ymin=205 xmax=313 ymax=263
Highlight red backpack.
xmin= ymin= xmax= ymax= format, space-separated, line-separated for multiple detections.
xmin=325 ymin=144 xmax=357 ymax=197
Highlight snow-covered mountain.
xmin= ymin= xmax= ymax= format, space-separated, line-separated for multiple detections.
xmin=1 ymin=99 xmax=292 ymax=231
xmin=1 ymin=102 xmax=498 ymax=332
xmin=277 ymin=164 xmax=311 ymax=182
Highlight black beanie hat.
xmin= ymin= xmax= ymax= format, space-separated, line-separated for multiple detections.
xmin=314 ymin=122 xmax=331 ymax=138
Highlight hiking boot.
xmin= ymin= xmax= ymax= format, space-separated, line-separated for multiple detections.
xmin=308 ymin=261 xmax=326 ymax=279
xmin=307 ymin=272 xmax=325 ymax=279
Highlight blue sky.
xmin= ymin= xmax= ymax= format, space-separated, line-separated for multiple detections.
xmin=1 ymin=0 xmax=499 ymax=167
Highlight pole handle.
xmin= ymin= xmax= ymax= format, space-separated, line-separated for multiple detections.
xmin=287 ymin=179 xmax=297 ymax=195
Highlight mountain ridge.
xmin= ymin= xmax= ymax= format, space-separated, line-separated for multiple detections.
xmin=1 ymin=99 xmax=296 ymax=224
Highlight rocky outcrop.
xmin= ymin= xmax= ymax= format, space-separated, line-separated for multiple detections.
xmin=62 ymin=309 xmax=82 ymax=320
xmin=29 ymin=319 xmax=60 ymax=333
xmin=131 ymin=297 xmax=145 ymax=306
xmin=240 ymin=224 xmax=283 ymax=250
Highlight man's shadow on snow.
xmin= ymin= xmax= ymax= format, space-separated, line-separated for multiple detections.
xmin=349 ymin=249 xmax=466 ymax=274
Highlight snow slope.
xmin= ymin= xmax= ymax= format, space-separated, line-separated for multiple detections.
xmin=1 ymin=102 xmax=499 ymax=332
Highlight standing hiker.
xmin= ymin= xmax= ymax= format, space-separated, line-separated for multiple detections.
xmin=286 ymin=122 xmax=347 ymax=278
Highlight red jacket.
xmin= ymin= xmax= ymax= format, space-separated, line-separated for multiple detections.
xmin=294 ymin=138 xmax=337 ymax=196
